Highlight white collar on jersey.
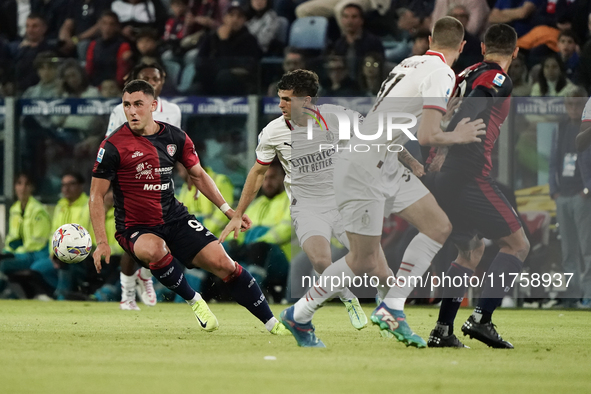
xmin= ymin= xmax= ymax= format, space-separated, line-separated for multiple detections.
xmin=155 ymin=97 xmax=163 ymax=112
xmin=425 ymin=50 xmax=447 ymax=65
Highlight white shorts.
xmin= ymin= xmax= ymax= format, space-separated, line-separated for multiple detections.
xmin=334 ymin=159 xmax=429 ymax=236
xmin=291 ymin=207 xmax=349 ymax=249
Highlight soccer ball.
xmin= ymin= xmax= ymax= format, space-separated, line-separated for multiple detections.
xmin=52 ymin=223 xmax=93 ymax=264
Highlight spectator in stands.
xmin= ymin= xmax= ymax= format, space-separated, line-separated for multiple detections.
xmin=322 ymin=55 xmax=360 ymax=96
xmin=575 ymin=13 xmax=591 ymax=93
xmin=245 ymin=0 xmax=281 ymax=55
xmin=328 ymin=3 xmax=384 ymax=80
xmin=508 ymin=52 xmax=531 ymax=96
xmin=0 ymin=173 xmax=53 ymax=299
xmin=21 ymin=51 xmax=60 ymax=98
xmin=447 ymin=4 xmax=482 ymax=73
xmin=85 ymin=10 xmax=132 ymax=87
xmin=488 ymin=0 xmax=540 ymax=37
xmin=531 ymin=53 xmax=579 ymax=97
xmin=557 ymin=29 xmax=580 ymax=82
xmin=100 ymin=79 xmax=122 ymax=97
xmin=132 ymin=27 xmax=163 ymax=65
xmin=180 ymin=0 xmax=225 ymax=51
xmin=59 ymin=0 xmax=114 ymax=59
xmin=31 ymin=0 xmax=69 ymax=40
xmin=12 ymin=13 xmax=56 ymax=94
xmin=296 ymin=0 xmax=392 ymax=31
xmin=267 ymin=46 xmax=306 ymax=96
xmin=410 ymin=29 xmax=430 ymax=56
xmin=162 ymin=0 xmax=189 ymax=59
xmin=549 ymin=87 xmax=591 ymax=308
xmin=430 ymin=0 xmax=490 ymax=37
xmin=196 ymin=1 xmax=262 ymax=95
xmin=110 ymin=0 xmax=168 ymax=40
xmin=32 ymin=171 xmax=94 ymax=300
xmin=358 ymin=52 xmax=385 ymax=96
xmin=52 ymin=59 xmax=102 ymax=160
xmin=224 ymin=159 xmax=291 ymax=302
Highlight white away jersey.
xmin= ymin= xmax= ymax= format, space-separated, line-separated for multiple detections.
xmin=582 ymin=96 xmax=591 ymax=122
xmin=343 ymin=50 xmax=454 ymax=174
xmin=106 ymin=97 xmax=182 ymax=136
xmin=256 ymin=104 xmax=363 ymax=211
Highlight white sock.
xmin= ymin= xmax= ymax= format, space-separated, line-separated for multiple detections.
xmin=120 ymin=272 xmax=136 ymax=301
xmin=265 ymin=316 xmax=279 ymax=331
xmin=186 ymin=292 xmax=203 ymax=306
xmin=314 ymin=268 xmax=355 ymax=302
xmin=383 ymin=233 xmax=442 ymax=310
xmin=138 ymin=267 xmax=152 ymax=280
xmin=293 ymin=257 xmax=354 ymax=323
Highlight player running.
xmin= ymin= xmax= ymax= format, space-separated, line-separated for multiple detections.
xmin=90 ymin=80 xmax=289 ymax=336
xmin=220 ymin=69 xmax=369 ymax=330
xmin=279 ymin=17 xmax=486 ymax=348
xmin=106 ymin=62 xmax=181 ymax=310
xmin=424 ymin=24 xmax=530 ymax=349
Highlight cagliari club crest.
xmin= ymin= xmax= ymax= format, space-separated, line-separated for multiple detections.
xmin=167 ymin=144 xmax=177 ymax=156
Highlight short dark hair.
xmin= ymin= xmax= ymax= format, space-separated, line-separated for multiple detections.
xmin=431 ymin=16 xmax=464 ymax=49
xmin=130 ymin=62 xmax=166 ymax=81
xmin=123 ymin=79 xmax=155 ymax=97
xmin=277 ymin=69 xmax=319 ymax=99
xmin=100 ymin=10 xmax=119 ymax=23
xmin=33 ymin=51 xmax=59 ymax=69
xmin=136 ymin=27 xmax=159 ymax=41
xmin=558 ymin=29 xmax=578 ymax=45
xmin=14 ymin=172 xmax=34 ymax=186
xmin=484 ymin=24 xmax=517 ymax=56
xmin=170 ymin=0 xmax=189 ymax=6
xmin=342 ymin=3 xmax=364 ymax=18
xmin=27 ymin=13 xmax=46 ymax=23
xmin=412 ymin=29 xmax=431 ymax=42
xmin=62 ymin=170 xmax=85 ymax=185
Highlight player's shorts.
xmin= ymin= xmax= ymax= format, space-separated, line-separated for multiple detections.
xmin=422 ymin=171 xmax=522 ymax=249
xmin=115 ymin=213 xmax=217 ymax=268
xmin=291 ymin=207 xmax=349 ymax=248
xmin=334 ymin=159 xmax=429 ymax=236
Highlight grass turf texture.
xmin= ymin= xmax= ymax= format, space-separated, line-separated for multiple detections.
xmin=1 ymin=301 xmax=589 ymax=394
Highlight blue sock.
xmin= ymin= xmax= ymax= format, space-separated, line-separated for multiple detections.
xmin=223 ymin=263 xmax=273 ymax=324
xmin=150 ymin=253 xmax=196 ymax=301
xmin=437 ymin=263 xmax=474 ymax=333
xmin=477 ymin=252 xmax=523 ymax=317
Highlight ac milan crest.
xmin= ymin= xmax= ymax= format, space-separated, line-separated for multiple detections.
xmin=167 ymin=144 xmax=177 ymax=156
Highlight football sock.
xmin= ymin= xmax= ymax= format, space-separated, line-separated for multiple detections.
xmin=265 ymin=317 xmax=280 ymax=332
xmin=138 ymin=267 xmax=152 ymax=280
xmin=293 ymin=256 xmax=353 ymax=324
xmin=383 ymin=233 xmax=442 ymax=310
xmin=437 ymin=263 xmax=474 ymax=333
xmin=120 ymin=272 xmax=136 ymax=301
xmin=186 ymin=292 xmax=203 ymax=307
xmin=149 ymin=253 xmax=196 ymax=301
xmin=477 ymin=252 xmax=523 ymax=316
xmin=223 ymin=262 xmax=274 ymax=324
xmin=314 ymin=269 xmax=356 ymax=302
xmin=471 ymin=306 xmax=491 ymax=324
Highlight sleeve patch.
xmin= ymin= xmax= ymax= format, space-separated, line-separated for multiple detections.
xmin=97 ymin=148 xmax=105 ymax=163
xmin=493 ymin=73 xmax=506 ymax=87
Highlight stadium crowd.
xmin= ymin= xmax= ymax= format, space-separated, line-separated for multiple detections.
xmin=1 ymin=0 xmax=591 ymax=312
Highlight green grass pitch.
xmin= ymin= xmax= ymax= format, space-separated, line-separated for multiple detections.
xmin=1 ymin=300 xmax=590 ymax=394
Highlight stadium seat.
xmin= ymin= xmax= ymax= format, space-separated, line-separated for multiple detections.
xmin=163 ymin=60 xmax=181 ymax=87
xmin=288 ymin=16 xmax=328 ymax=50
xmin=177 ymin=64 xmax=196 ymax=93
xmin=276 ymin=16 xmax=290 ymax=45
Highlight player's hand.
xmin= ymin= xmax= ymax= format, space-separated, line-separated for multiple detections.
xmin=219 ymin=215 xmax=244 ymax=243
xmin=410 ymin=162 xmax=425 ymax=177
xmin=93 ymin=243 xmax=111 ymax=274
xmin=240 ymin=213 xmax=252 ymax=231
xmin=442 ymin=97 xmax=462 ymax=123
xmin=453 ymin=118 xmax=486 ymax=144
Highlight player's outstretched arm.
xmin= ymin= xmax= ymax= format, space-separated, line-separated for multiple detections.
xmin=187 ymin=163 xmax=253 ymax=240
xmin=417 ymin=108 xmax=485 ymax=147
xmin=89 ymin=177 xmax=112 ymax=273
xmin=219 ymin=162 xmax=269 ymax=242
xmin=398 ymin=147 xmax=425 ymax=177
xmin=576 ymin=123 xmax=591 ymax=152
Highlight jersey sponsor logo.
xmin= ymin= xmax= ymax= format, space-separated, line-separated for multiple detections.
xmin=131 ymin=231 xmax=139 ymax=238
xmin=167 ymin=144 xmax=177 ymax=156
xmin=97 ymin=148 xmax=105 ymax=163
xmin=493 ymin=73 xmax=506 ymax=87
xmin=143 ymin=183 xmax=170 ymax=191
xmin=154 ymin=166 xmax=173 ymax=174
xmin=132 ymin=151 xmax=144 ymax=158
xmin=135 ymin=162 xmax=154 ymax=179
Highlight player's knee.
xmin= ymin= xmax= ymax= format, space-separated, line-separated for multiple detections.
xmin=514 ymin=233 xmax=530 ymax=261
xmin=501 ymin=230 xmax=530 ymax=261
xmin=308 ymin=255 xmax=331 ymax=273
xmin=428 ymin=216 xmax=452 ymax=245
xmin=135 ymin=246 xmax=167 ymax=264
